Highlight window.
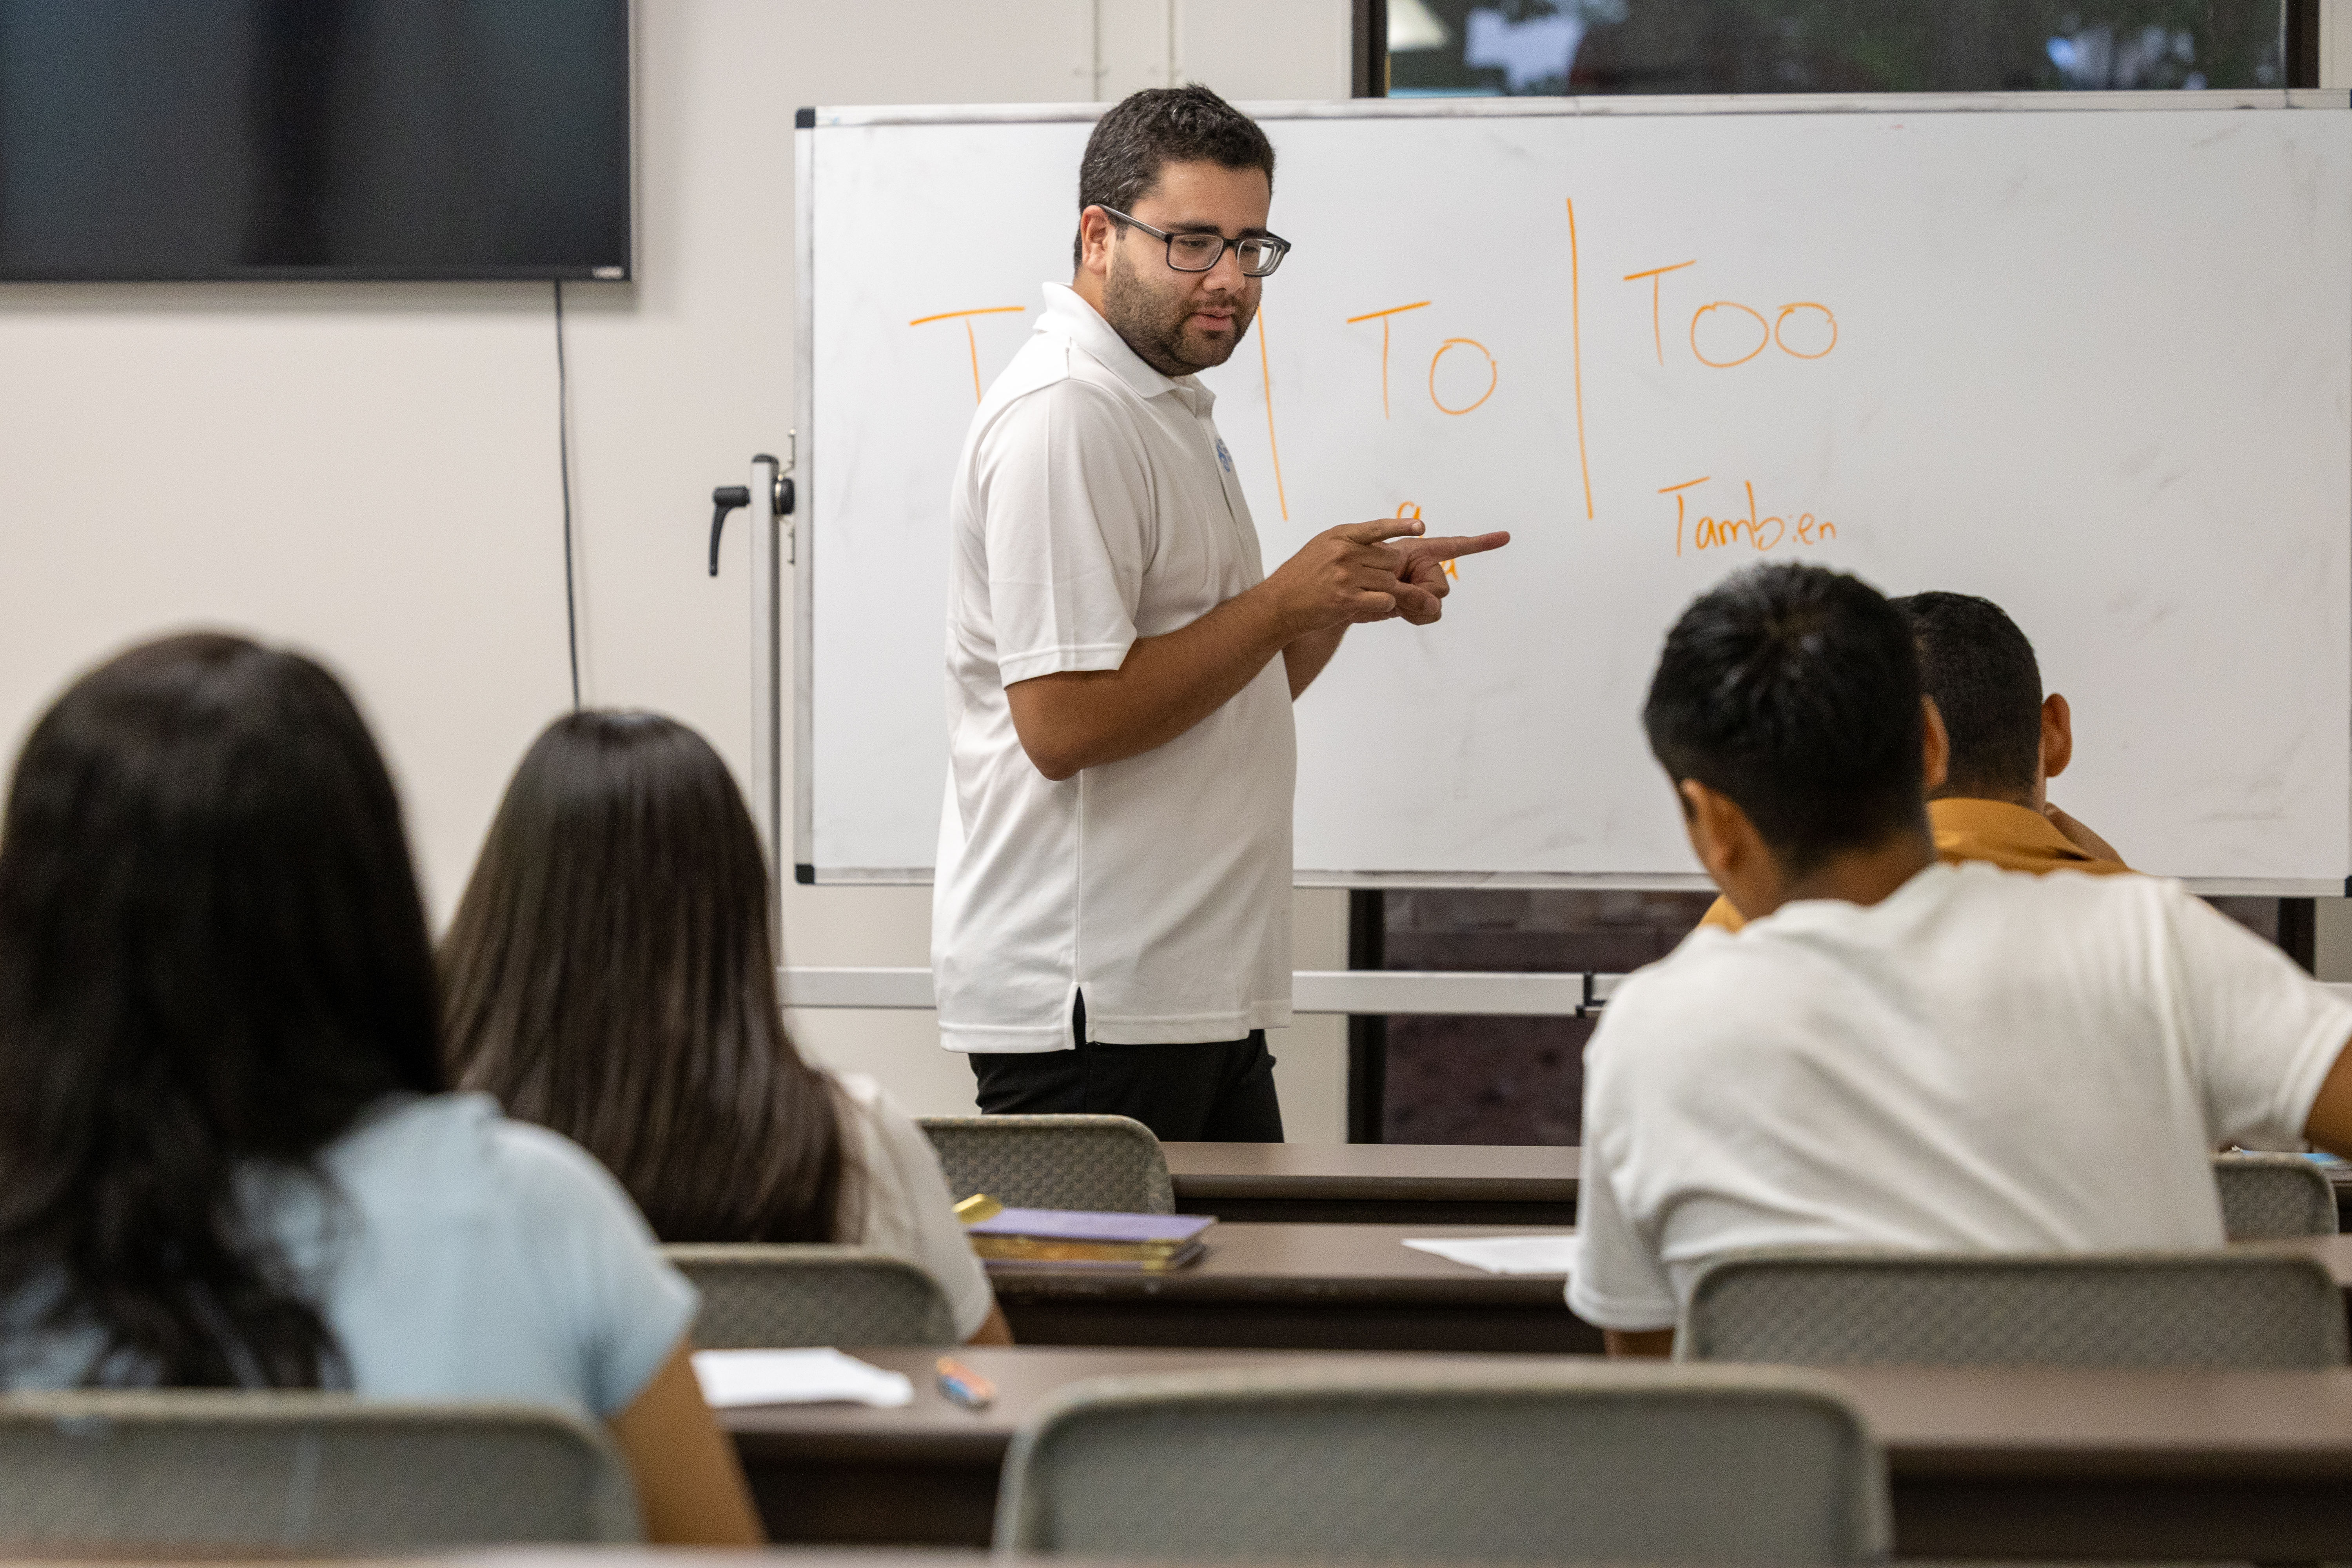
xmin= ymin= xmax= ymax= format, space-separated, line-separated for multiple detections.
xmin=1382 ymin=1 xmax=2294 ymax=99
xmin=1344 ymin=0 xmax=2318 ymax=1147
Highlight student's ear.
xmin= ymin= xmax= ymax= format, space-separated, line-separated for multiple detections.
xmin=1921 ymin=696 xmax=1950 ymax=795
xmin=2040 ymin=692 xmax=2074 ymax=782
xmin=1678 ymin=778 xmax=1754 ymax=887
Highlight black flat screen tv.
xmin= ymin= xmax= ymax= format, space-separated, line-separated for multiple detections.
xmin=0 ymin=0 xmax=631 ymax=281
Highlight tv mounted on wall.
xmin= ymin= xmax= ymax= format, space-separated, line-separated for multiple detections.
xmin=0 ymin=0 xmax=631 ymax=281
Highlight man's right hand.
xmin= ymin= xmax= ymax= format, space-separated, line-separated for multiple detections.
xmin=1261 ymin=519 xmax=1437 ymax=636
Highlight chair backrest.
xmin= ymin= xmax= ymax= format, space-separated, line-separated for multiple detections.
xmin=918 ymin=1114 xmax=1174 ymax=1213
xmin=998 ymin=1362 xmax=1888 ymax=1563
xmin=0 ymin=1392 xmax=637 ymax=1552
xmin=1681 ymin=1249 xmax=2350 ymax=1368
xmin=664 ymin=1243 xmax=956 ymax=1347
xmin=2214 ymin=1153 xmax=2340 ymax=1240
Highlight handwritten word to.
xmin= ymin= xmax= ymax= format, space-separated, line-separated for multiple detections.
xmin=1346 ymin=302 xmax=1499 ymax=421
xmin=1622 ymin=263 xmax=1837 ymax=369
xmin=908 ymin=306 xmax=1026 ymax=403
xmin=1658 ymin=477 xmax=1838 ymax=558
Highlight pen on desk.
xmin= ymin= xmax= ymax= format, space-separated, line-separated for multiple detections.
xmin=935 ymin=1356 xmax=995 ymax=1410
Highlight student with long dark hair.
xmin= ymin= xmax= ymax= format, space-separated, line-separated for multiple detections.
xmin=0 ymin=634 xmax=759 ymax=1543
xmin=441 ymin=711 xmax=1007 ymax=1345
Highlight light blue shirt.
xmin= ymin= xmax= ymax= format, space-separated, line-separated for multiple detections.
xmin=2 ymin=1093 xmax=697 ymax=1418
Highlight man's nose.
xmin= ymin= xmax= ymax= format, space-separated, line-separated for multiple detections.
xmin=1203 ymin=242 xmax=1248 ymax=289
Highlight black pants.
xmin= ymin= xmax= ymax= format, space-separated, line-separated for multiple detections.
xmin=970 ymin=993 xmax=1284 ymax=1143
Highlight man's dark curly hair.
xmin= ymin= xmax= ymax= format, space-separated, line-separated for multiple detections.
xmin=1074 ymin=84 xmax=1275 ymax=268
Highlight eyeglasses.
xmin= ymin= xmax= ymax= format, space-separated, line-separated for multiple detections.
xmin=1098 ymin=207 xmax=1291 ymax=278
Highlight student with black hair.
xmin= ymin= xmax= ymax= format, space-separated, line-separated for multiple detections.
xmin=0 ymin=635 xmax=759 ymax=1543
xmin=442 ymin=711 xmax=1008 ymax=1346
xmin=1699 ymin=589 xmax=2125 ymax=931
xmin=1574 ymin=564 xmax=2352 ymax=1357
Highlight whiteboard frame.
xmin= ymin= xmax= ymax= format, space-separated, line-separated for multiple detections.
xmin=789 ymin=89 xmax=2352 ymax=896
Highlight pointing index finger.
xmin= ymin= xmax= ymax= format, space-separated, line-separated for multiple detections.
xmin=1414 ymin=531 xmax=1512 ymax=559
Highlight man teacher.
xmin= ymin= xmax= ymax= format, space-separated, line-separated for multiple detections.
xmin=934 ymin=84 xmax=1510 ymax=1140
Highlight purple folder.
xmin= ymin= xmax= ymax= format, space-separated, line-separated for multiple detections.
xmin=964 ymin=1208 xmax=1214 ymax=1245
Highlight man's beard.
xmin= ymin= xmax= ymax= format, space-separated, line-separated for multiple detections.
xmin=1102 ymin=249 xmax=1256 ymax=377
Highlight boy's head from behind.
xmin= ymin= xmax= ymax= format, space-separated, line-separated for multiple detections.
xmin=1644 ymin=563 xmax=1939 ymax=901
xmin=1890 ymin=591 xmax=2048 ymax=805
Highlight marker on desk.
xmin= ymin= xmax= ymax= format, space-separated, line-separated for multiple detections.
xmin=935 ymin=1356 xmax=996 ymax=1411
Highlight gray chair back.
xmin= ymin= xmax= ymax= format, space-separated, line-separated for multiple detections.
xmin=997 ymin=1362 xmax=1888 ymax=1563
xmin=918 ymin=1114 xmax=1174 ymax=1213
xmin=1681 ymin=1249 xmax=2348 ymax=1368
xmin=0 ymin=1392 xmax=637 ymax=1551
xmin=2215 ymin=1152 xmax=2340 ymax=1240
xmin=665 ymin=1243 xmax=956 ymax=1347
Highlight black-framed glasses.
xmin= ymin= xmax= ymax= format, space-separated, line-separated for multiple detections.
xmin=1100 ymin=207 xmax=1291 ymax=278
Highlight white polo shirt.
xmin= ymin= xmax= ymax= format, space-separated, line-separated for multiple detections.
xmin=1570 ymin=862 xmax=2352 ymax=1332
xmin=932 ymin=283 xmax=1295 ymax=1054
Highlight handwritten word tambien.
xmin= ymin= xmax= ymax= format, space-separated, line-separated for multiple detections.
xmin=1657 ymin=477 xmax=1838 ymax=558
xmin=908 ymin=306 xmax=1026 ymax=403
xmin=1621 ymin=263 xmax=1838 ymax=369
xmin=1395 ymin=502 xmax=1458 ymax=579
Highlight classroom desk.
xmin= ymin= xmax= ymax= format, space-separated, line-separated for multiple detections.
xmin=724 ymin=1345 xmax=2352 ymax=1559
xmin=1165 ymin=1142 xmax=1579 ymax=1225
xmin=986 ymin=1222 xmax=1595 ymax=1355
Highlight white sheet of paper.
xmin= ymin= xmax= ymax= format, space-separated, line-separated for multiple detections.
xmin=691 ymin=1347 xmax=916 ymax=1409
xmin=1404 ymin=1234 xmax=1580 ymax=1276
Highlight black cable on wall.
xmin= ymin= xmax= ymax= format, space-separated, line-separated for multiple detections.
xmin=554 ymin=279 xmax=583 ymax=712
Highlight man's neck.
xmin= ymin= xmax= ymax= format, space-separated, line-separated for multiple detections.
xmin=1927 ymin=781 xmax=2040 ymax=811
xmin=1766 ymin=826 xmax=1938 ymax=915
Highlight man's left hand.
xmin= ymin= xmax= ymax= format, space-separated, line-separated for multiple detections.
xmin=1389 ymin=531 xmax=1513 ymax=625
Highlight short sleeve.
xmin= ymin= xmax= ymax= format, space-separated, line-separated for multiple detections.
xmin=974 ymin=380 xmax=1152 ymax=686
xmin=1566 ymin=1125 xmax=1680 ymax=1333
xmin=836 ymin=1081 xmax=998 ymax=1340
xmin=2164 ymin=885 xmax=2352 ymax=1147
xmin=498 ymin=1124 xmax=700 ymax=1418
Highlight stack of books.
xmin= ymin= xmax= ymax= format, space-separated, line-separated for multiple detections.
xmin=956 ymin=1201 xmax=1214 ymax=1272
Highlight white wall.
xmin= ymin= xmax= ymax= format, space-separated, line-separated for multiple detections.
xmin=0 ymin=0 xmax=1356 ymax=1131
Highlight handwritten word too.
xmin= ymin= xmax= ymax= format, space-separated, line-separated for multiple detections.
xmin=1622 ymin=260 xmax=1837 ymax=370
xmin=1658 ymin=477 xmax=1838 ymax=559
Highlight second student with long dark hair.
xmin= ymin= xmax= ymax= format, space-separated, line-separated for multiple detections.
xmin=441 ymin=711 xmax=1009 ymax=1345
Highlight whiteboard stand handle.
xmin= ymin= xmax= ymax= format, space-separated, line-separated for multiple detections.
xmin=708 ymin=486 xmax=750 ymax=576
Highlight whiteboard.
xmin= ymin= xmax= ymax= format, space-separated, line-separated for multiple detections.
xmin=796 ymin=93 xmax=2352 ymax=891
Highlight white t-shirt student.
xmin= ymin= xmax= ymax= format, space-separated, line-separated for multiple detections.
xmin=1571 ymin=861 xmax=2352 ymax=1334
xmin=933 ymin=280 xmax=1295 ymax=1052
xmin=0 ymin=1093 xmax=694 ymax=1412
xmin=830 ymin=1074 xmax=997 ymax=1339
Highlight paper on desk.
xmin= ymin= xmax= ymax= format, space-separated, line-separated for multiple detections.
xmin=691 ymin=1348 xmax=916 ymax=1409
xmin=1405 ymin=1234 xmax=1580 ymax=1276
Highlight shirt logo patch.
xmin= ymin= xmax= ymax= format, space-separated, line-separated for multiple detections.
xmin=1214 ymin=438 xmax=1234 ymax=475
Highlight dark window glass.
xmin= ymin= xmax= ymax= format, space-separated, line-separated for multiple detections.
xmin=1386 ymin=1 xmax=2286 ymax=98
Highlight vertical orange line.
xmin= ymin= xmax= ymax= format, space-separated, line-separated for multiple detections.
xmin=1258 ymin=307 xmax=1289 ymax=520
xmin=1566 ymin=198 xmax=1594 ymax=521
xmin=965 ymin=321 xmax=982 ymax=405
